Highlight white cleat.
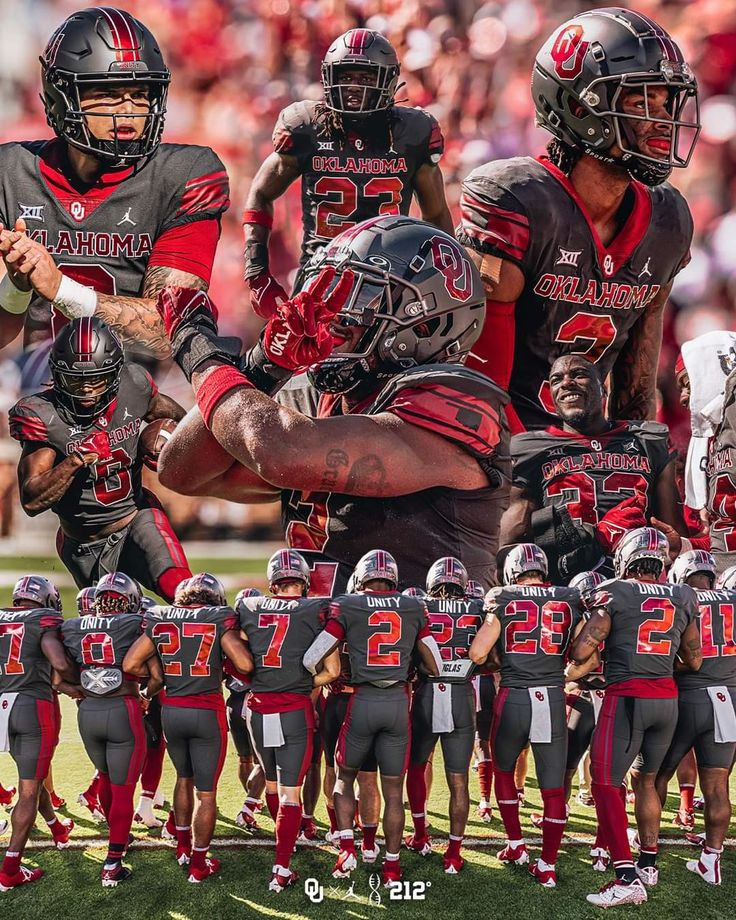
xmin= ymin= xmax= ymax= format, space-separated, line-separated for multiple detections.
xmin=0 ymin=819 xmax=7 ymax=836
xmin=361 ymin=844 xmax=380 ymax=864
xmin=686 ymin=855 xmax=721 ymax=886
xmin=635 ymin=865 xmax=658 ymax=887
xmin=626 ymin=827 xmax=640 ymax=851
xmin=586 ymin=878 xmax=648 ymax=908
xmin=590 ymin=847 xmax=610 ymax=872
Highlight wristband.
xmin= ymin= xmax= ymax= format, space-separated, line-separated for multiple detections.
xmin=242 ymin=209 xmax=273 ymax=229
xmin=53 ymin=273 xmax=97 ymax=319
xmin=239 ymin=337 xmax=293 ymax=396
xmin=0 ymin=273 xmax=32 ymax=314
xmin=197 ymin=365 xmax=253 ymax=428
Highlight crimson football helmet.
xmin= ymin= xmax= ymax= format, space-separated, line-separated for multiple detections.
xmin=532 ymin=8 xmax=699 ymax=186
xmin=568 ymin=570 xmax=606 ymax=595
xmin=95 ymin=571 xmax=141 ymax=614
xmin=235 ymin=588 xmax=263 ymax=606
xmin=139 ymin=595 xmax=157 ymax=612
xmin=322 ymin=29 xmax=400 ymax=115
xmin=613 ymin=526 xmax=669 ymax=579
xmin=402 ymin=586 xmax=427 ymax=597
xmin=426 ymin=556 xmax=469 ymax=598
xmin=307 ymin=216 xmax=485 ymax=394
xmin=76 ymin=586 xmax=97 ymax=615
xmin=716 ymin=566 xmax=736 ymax=590
xmin=12 ymin=575 xmax=61 ymax=611
xmin=353 ymin=549 xmax=399 ymax=590
xmin=668 ymin=549 xmax=716 ymax=587
xmin=465 ymin=579 xmax=484 ymax=600
xmin=41 ymin=7 xmax=170 ymax=165
xmin=267 ymin=550 xmax=311 ymax=596
xmin=50 ymin=318 xmax=124 ymax=423
xmin=182 ymin=572 xmax=227 ymax=606
xmin=502 ymin=544 xmax=549 ymax=586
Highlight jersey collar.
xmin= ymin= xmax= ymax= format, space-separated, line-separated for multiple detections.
xmin=545 ymin=421 xmax=630 ymax=445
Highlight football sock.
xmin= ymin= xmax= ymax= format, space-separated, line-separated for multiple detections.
xmin=638 ymin=847 xmax=657 ymax=868
xmin=140 ymin=742 xmax=167 ymax=797
xmin=275 ymin=801 xmax=302 ymax=868
xmin=190 ymin=846 xmax=209 ymax=872
xmin=592 ymin=782 xmax=632 ymax=868
xmin=97 ymin=772 xmax=112 ymax=819
xmin=266 ymin=792 xmax=280 ymax=821
xmin=446 ymin=835 xmax=463 ymax=860
xmin=1 ymin=852 xmax=21 ymax=876
xmin=339 ymin=829 xmax=356 ymax=853
xmin=541 ymin=787 xmax=567 ymax=865
xmin=362 ymin=824 xmax=378 ymax=850
xmin=478 ymin=760 xmax=493 ymax=801
xmin=176 ymin=826 xmax=192 ymax=852
xmin=679 ymin=783 xmax=695 ymax=813
xmin=406 ymin=763 xmax=428 ymax=837
xmin=494 ymin=769 xmax=523 ymax=842
xmin=108 ymin=783 xmax=136 ymax=852
xmin=84 ymin=772 xmax=101 ymax=798
xmin=327 ymin=804 xmax=338 ymax=834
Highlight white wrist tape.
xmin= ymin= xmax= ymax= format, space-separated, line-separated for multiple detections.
xmin=0 ymin=273 xmax=32 ymax=314
xmin=53 ymin=273 xmax=97 ymax=319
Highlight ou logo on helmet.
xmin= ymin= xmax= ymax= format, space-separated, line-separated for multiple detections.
xmin=429 ymin=238 xmax=472 ymax=303
xmin=550 ymin=24 xmax=589 ymax=81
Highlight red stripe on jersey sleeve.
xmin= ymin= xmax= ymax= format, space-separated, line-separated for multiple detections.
xmin=428 ymin=120 xmax=444 ymax=154
xmin=147 ymin=219 xmax=220 ymax=283
xmin=143 ymin=369 xmax=159 ymax=400
xmin=40 ymin=614 xmax=63 ymax=631
xmin=325 ymin=619 xmax=345 ymax=641
xmin=8 ymin=412 xmax=48 ymax=443
xmin=460 ymin=196 xmax=530 ymax=259
xmin=176 ymin=170 xmax=230 ymax=218
xmin=273 ymin=126 xmax=294 ymax=154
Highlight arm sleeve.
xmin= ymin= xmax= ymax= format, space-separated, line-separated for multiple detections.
xmin=147 ymin=219 xmax=220 ymax=283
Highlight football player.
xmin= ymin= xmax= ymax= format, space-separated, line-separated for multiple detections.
xmin=457 ymin=8 xmax=698 ymax=431
xmin=236 ymin=551 xmax=339 ymax=893
xmin=571 ymin=527 xmax=702 ymax=907
xmin=61 ymin=571 xmax=156 ymax=887
xmin=9 ymin=318 xmax=191 ymax=601
xmin=303 ymin=549 xmax=440 ymax=887
xmin=0 ymin=576 xmax=77 ymax=891
xmin=0 ymin=6 xmax=229 ymax=359
xmin=406 ymin=556 xmax=484 ymax=873
xmin=500 ymin=354 xmax=689 ymax=581
xmin=123 ymin=573 xmax=253 ymax=883
xmin=657 ymin=550 xmax=734 ymax=885
xmin=470 ymin=544 xmax=586 ymax=888
xmin=157 ymin=216 xmax=511 ymax=593
xmin=243 ymin=28 xmax=451 ymax=315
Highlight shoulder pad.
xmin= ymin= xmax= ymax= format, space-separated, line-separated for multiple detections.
xmin=8 ymin=395 xmax=52 ymax=443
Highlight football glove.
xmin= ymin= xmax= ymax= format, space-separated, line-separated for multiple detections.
xmin=73 ymin=430 xmax=112 ymax=465
xmin=246 ymin=270 xmax=289 ymax=320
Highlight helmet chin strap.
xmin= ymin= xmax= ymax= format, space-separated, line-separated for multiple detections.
xmin=581 ymin=132 xmax=672 ymax=187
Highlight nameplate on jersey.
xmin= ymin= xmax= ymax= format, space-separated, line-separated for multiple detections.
xmin=81 ymin=667 xmax=123 ymax=695
xmin=430 ymin=659 xmax=475 ymax=684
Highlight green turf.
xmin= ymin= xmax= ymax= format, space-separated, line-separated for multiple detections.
xmin=0 ymin=555 xmax=734 ymax=918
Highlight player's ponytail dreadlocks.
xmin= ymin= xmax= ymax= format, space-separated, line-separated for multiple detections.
xmin=546 ymin=138 xmax=583 ymax=175
xmin=314 ymin=103 xmax=396 ymax=152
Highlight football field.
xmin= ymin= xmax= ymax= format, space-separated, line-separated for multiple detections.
xmin=0 ymin=553 xmax=734 ymax=920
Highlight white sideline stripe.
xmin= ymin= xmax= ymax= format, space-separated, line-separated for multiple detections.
xmin=18 ymin=835 xmax=736 ymax=851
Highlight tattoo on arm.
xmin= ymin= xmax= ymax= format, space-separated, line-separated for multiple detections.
xmin=345 ymin=454 xmax=387 ymax=493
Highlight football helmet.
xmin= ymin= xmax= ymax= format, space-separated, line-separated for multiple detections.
xmin=50 ymin=318 xmax=124 ymax=423
xmin=346 ymin=572 xmax=357 ymax=594
xmin=76 ymin=586 xmax=97 ymax=615
xmin=184 ymin=572 xmax=227 ymax=606
xmin=568 ymin=570 xmax=605 ymax=595
xmin=402 ymin=586 xmax=427 ymax=597
xmin=613 ymin=526 xmax=669 ymax=579
xmin=41 ymin=7 xmax=170 ymax=165
xmin=465 ymin=579 xmax=485 ymax=600
xmin=267 ymin=550 xmax=311 ymax=595
xmin=235 ymin=588 xmax=263 ymax=606
xmin=322 ymin=29 xmax=400 ymax=115
xmin=12 ymin=575 xmax=61 ymax=611
xmin=426 ymin=556 xmax=469 ymax=598
xmin=716 ymin=566 xmax=736 ymax=590
xmin=502 ymin=544 xmax=549 ymax=586
xmin=139 ymin=595 xmax=157 ymax=612
xmin=532 ymin=8 xmax=699 ymax=186
xmin=95 ymin=571 xmax=141 ymax=614
xmin=306 ymin=216 xmax=485 ymax=393
xmin=668 ymin=549 xmax=717 ymax=587
xmin=353 ymin=549 xmax=399 ymax=590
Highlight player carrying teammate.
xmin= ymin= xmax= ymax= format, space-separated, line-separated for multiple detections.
xmin=457 ymin=7 xmax=699 ymax=430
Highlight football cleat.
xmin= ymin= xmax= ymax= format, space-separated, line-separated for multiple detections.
xmin=586 ymin=878 xmax=647 ymax=908
xmin=187 ymin=857 xmax=220 ymax=883
xmin=324 ymin=829 xmax=340 ymax=847
xmin=635 ymin=865 xmax=659 ymax=887
xmin=298 ymin=818 xmax=318 ymax=842
xmin=529 ymin=860 xmax=557 ymax=888
xmin=161 ymin=810 xmax=177 ymax=841
xmin=693 ymin=795 xmax=705 ymax=811
xmin=361 ymin=842 xmax=380 ymax=864
xmin=0 ymin=820 xmax=7 ymax=836
xmin=686 ymin=854 xmax=721 ymax=886
xmin=236 ymin=809 xmax=258 ymax=832
xmin=686 ymin=832 xmax=706 ymax=847
xmin=674 ymin=809 xmax=695 ymax=831
xmin=175 ymin=845 xmax=191 ymax=867
xmin=100 ymin=862 xmax=132 ymax=888
xmin=576 ymin=790 xmax=595 ymax=808
xmin=443 ymin=854 xmax=465 ymax=874
xmin=134 ymin=797 xmax=163 ymax=829
xmin=77 ymin=791 xmax=105 ymax=822
xmin=627 ymin=827 xmax=640 ymax=851
xmin=153 ymin=790 xmax=168 ymax=810
xmin=51 ymin=818 xmax=74 ymax=849
xmin=497 ymin=843 xmax=530 ymax=866
xmin=268 ymin=865 xmax=298 ymax=893
xmin=382 ymin=862 xmax=403 ymax=887
xmin=332 ymin=849 xmax=357 ymax=878
xmin=49 ymin=792 xmax=66 ymax=810
xmin=590 ymin=848 xmax=610 ymax=872
xmin=404 ymin=833 xmax=432 ymax=856
xmin=0 ymin=864 xmax=44 ymax=892
xmin=476 ymin=803 xmax=493 ymax=823
xmin=530 ymin=812 xmax=543 ymax=829
xmin=0 ymin=786 xmax=15 ymax=807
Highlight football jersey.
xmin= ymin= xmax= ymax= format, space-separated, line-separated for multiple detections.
xmin=273 ymin=101 xmax=444 ymax=267
xmin=61 ymin=612 xmax=143 ymax=673
xmin=677 ymin=589 xmax=736 ymax=690
xmin=484 ymin=584 xmax=582 ymax=689
xmin=457 ymin=156 xmax=692 ymax=429
xmin=512 ymin=421 xmax=675 ymax=526
xmin=326 ymin=592 xmax=430 ymax=685
xmin=423 ymin=597 xmax=484 ymax=681
xmin=237 ymin=595 xmax=327 ymax=695
xmin=707 ymin=368 xmax=736 ymax=555
xmin=0 ymin=607 xmax=63 ymax=700
xmin=279 ymin=364 xmax=510 ymax=595
xmin=9 ymin=364 xmax=155 ymax=537
xmin=0 ymin=139 xmax=229 ymax=348
xmin=588 ymin=579 xmax=697 ymax=685
xmin=144 ymin=604 xmax=237 ymax=698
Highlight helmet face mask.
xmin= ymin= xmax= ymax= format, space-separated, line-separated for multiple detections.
xmin=50 ymin=318 xmax=124 ymax=423
xmin=321 ymin=30 xmax=400 ymax=115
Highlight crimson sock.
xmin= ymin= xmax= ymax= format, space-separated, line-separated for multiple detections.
xmin=190 ymin=846 xmax=208 ymax=872
xmin=339 ymin=829 xmax=356 ymax=853
xmin=494 ymin=770 xmax=523 ymax=841
xmin=1 ymin=852 xmax=21 ymax=876
xmin=592 ymin=782 xmax=633 ymax=870
xmin=140 ymin=742 xmax=167 ymax=797
xmin=593 ymin=823 xmax=607 ymax=851
xmin=680 ymin=784 xmax=695 ymax=813
xmin=362 ymin=824 xmax=378 ymax=850
xmin=108 ymin=783 xmax=136 ymax=853
xmin=446 ymin=835 xmax=463 ymax=860
xmin=275 ymin=801 xmax=302 ymax=868
xmin=157 ymin=567 xmax=192 ymax=604
xmin=97 ymin=773 xmax=112 ymax=819
xmin=406 ymin=763 xmax=428 ymax=837
xmin=176 ymin=826 xmax=192 ymax=852
xmin=327 ymin=804 xmax=338 ymax=834
xmin=266 ymin=792 xmax=280 ymax=821
xmin=478 ymin=760 xmax=493 ymax=801
xmin=541 ymin=787 xmax=567 ymax=865
xmin=85 ymin=772 xmax=101 ymax=799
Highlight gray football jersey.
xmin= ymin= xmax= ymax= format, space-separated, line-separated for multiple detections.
xmin=678 ymin=589 xmax=736 ymax=690
xmin=0 ymin=607 xmax=63 ymax=700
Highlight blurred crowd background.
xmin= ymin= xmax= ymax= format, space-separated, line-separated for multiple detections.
xmin=1 ymin=0 xmax=735 ymax=539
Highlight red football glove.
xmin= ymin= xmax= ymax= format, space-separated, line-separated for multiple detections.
xmin=595 ymin=494 xmax=648 ymax=554
xmin=155 ymin=286 xmax=219 ymax=340
xmin=246 ymin=270 xmax=289 ymax=320
xmin=262 ymin=267 xmax=355 ymax=371
xmin=73 ymin=430 xmax=112 ymax=465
